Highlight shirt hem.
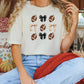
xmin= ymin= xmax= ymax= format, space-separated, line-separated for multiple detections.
xmin=21 ymin=52 xmax=60 ymax=56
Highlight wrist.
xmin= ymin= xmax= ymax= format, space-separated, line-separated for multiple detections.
xmin=72 ymin=19 xmax=78 ymax=26
xmin=17 ymin=65 xmax=25 ymax=72
xmin=71 ymin=22 xmax=78 ymax=32
xmin=72 ymin=22 xmax=78 ymax=27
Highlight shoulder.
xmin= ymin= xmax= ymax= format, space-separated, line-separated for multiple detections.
xmin=22 ymin=1 xmax=31 ymax=11
xmin=18 ymin=1 xmax=30 ymax=16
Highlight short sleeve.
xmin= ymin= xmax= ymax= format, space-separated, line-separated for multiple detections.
xmin=7 ymin=11 xmax=23 ymax=45
xmin=61 ymin=21 xmax=68 ymax=40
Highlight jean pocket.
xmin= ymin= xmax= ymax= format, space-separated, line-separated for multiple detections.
xmin=22 ymin=54 xmax=27 ymax=61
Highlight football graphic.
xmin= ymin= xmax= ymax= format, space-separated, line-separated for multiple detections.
xmin=31 ymin=15 xmax=37 ymax=22
xmin=31 ymin=33 xmax=37 ymax=40
xmin=40 ymin=24 xmax=46 ymax=31
xmin=49 ymin=15 xmax=55 ymax=22
xmin=48 ymin=33 xmax=54 ymax=40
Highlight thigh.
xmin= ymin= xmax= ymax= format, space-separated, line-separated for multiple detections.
xmin=35 ymin=57 xmax=84 ymax=84
xmin=0 ymin=67 xmax=20 ymax=84
xmin=0 ymin=62 xmax=36 ymax=84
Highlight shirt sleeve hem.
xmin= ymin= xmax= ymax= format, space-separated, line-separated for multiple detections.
xmin=7 ymin=40 xmax=22 ymax=45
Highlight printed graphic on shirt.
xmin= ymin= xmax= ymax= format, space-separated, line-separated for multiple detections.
xmin=40 ymin=24 xmax=46 ymax=31
xmin=48 ymin=32 xmax=54 ymax=40
xmin=30 ymin=24 xmax=37 ymax=33
xmin=49 ymin=15 xmax=55 ymax=22
xmin=30 ymin=15 xmax=56 ymax=40
xmin=31 ymin=15 xmax=37 ymax=22
xmin=31 ymin=33 xmax=37 ymax=40
xmin=49 ymin=24 xmax=56 ymax=32
xmin=39 ymin=33 xmax=47 ymax=40
xmin=39 ymin=15 xmax=47 ymax=22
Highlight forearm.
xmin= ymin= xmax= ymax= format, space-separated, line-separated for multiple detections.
xmin=11 ymin=44 xmax=34 ymax=84
xmin=11 ymin=44 xmax=25 ymax=72
xmin=61 ymin=1 xmax=79 ymax=53
xmin=61 ymin=24 xmax=77 ymax=53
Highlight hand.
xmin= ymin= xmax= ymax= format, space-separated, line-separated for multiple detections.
xmin=19 ymin=69 xmax=36 ymax=84
xmin=65 ymin=2 xmax=79 ymax=26
xmin=20 ymin=75 xmax=35 ymax=84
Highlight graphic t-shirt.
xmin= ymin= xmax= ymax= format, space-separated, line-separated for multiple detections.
xmin=7 ymin=1 xmax=68 ymax=56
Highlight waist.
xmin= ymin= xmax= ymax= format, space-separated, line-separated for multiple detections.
xmin=21 ymin=54 xmax=54 ymax=62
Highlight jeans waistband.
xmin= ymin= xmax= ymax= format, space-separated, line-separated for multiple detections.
xmin=21 ymin=54 xmax=54 ymax=61
xmin=21 ymin=54 xmax=54 ymax=57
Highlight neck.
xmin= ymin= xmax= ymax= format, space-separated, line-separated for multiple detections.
xmin=31 ymin=0 xmax=51 ymax=7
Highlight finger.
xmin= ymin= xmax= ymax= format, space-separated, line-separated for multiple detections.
xmin=66 ymin=4 xmax=77 ymax=9
xmin=66 ymin=7 xmax=77 ymax=11
xmin=66 ymin=4 xmax=78 ymax=9
xmin=66 ymin=9 xmax=75 ymax=14
xmin=66 ymin=7 xmax=74 ymax=10
xmin=66 ymin=5 xmax=79 ymax=12
xmin=66 ymin=2 xmax=75 ymax=6
xmin=66 ymin=7 xmax=78 ymax=13
xmin=65 ymin=1 xmax=78 ymax=10
xmin=66 ymin=8 xmax=74 ymax=12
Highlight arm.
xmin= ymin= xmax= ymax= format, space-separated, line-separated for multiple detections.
xmin=11 ymin=44 xmax=24 ymax=72
xmin=61 ymin=24 xmax=77 ymax=53
xmin=11 ymin=44 xmax=35 ymax=84
xmin=60 ymin=2 xmax=79 ymax=53
xmin=8 ymin=10 xmax=36 ymax=84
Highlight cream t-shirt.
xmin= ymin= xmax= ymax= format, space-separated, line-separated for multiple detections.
xmin=7 ymin=1 xmax=68 ymax=56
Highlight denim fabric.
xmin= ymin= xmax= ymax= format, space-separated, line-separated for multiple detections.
xmin=0 ymin=54 xmax=84 ymax=84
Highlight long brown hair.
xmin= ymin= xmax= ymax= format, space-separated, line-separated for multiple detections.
xmin=9 ymin=0 xmax=72 ymax=32
xmin=0 ymin=0 xmax=11 ymax=17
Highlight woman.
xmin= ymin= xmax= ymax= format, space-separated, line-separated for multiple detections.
xmin=0 ymin=0 xmax=83 ymax=84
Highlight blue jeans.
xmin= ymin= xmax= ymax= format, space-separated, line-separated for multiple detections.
xmin=0 ymin=54 xmax=84 ymax=84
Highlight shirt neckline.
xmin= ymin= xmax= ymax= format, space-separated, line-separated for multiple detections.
xmin=27 ymin=1 xmax=52 ymax=10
